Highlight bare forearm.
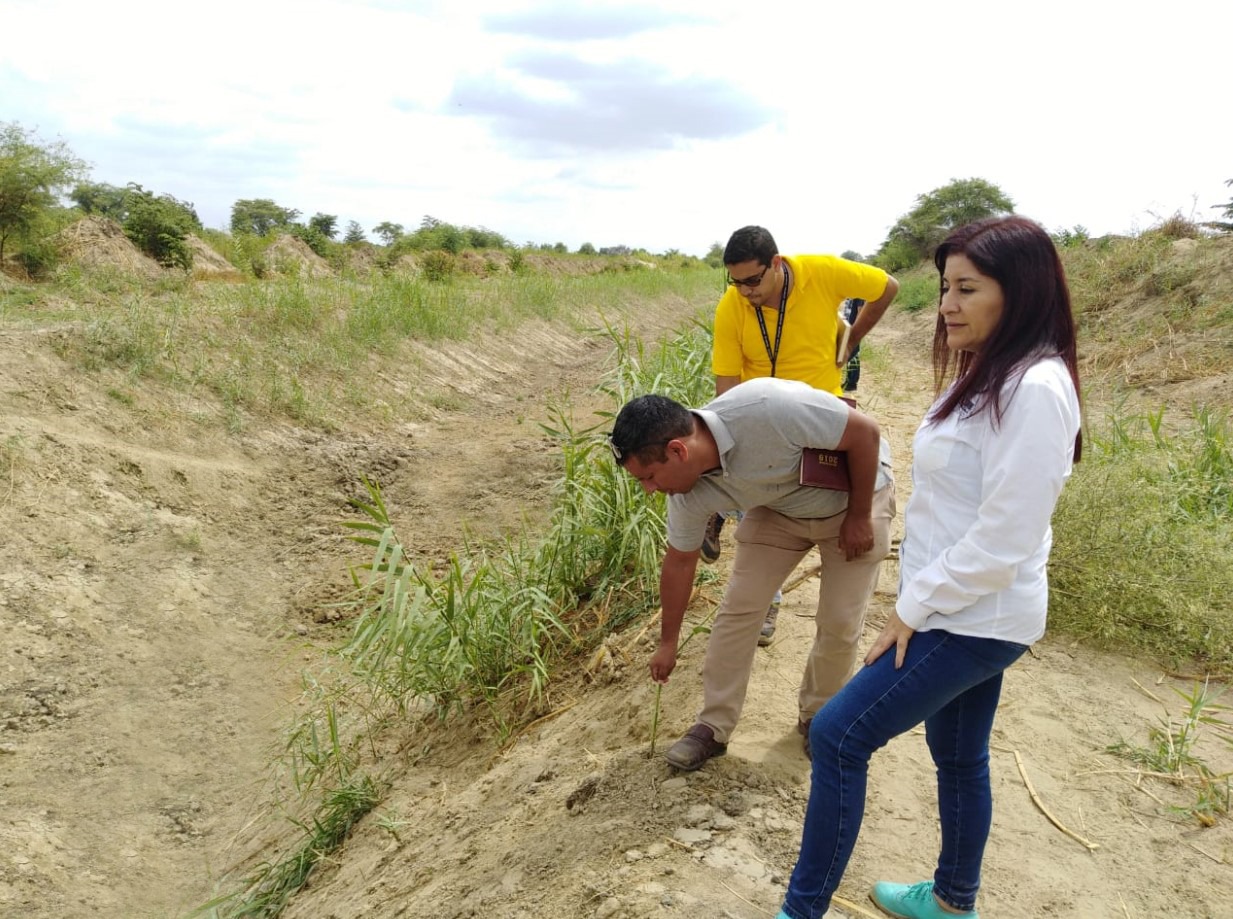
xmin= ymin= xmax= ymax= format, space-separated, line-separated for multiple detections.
xmin=836 ymin=411 xmax=882 ymax=516
xmin=849 ymin=275 xmax=898 ymax=346
xmin=659 ymin=547 xmax=700 ymax=645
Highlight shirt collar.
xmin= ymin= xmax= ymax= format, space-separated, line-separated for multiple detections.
xmin=692 ymin=409 xmax=733 ymax=477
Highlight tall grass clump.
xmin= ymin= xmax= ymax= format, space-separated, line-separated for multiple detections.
xmin=1063 ymin=232 xmax=1174 ymax=315
xmin=341 ymin=317 xmax=717 ymax=730
xmin=38 ymin=265 xmax=722 ymax=430
xmin=594 ymin=314 xmax=715 ymax=408
xmin=1049 ymin=403 xmax=1233 ymax=674
xmin=894 ymin=270 xmax=939 ymax=314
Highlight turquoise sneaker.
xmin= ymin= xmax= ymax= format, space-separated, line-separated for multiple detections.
xmin=870 ymin=880 xmax=978 ymax=919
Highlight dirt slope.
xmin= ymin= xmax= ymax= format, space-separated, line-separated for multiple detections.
xmin=1 ymin=275 xmax=1231 ymax=919
xmin=271 ymin=309 xmax=1233 ymax=919
xmin=0 ymin=295 xmax=689 ymax=917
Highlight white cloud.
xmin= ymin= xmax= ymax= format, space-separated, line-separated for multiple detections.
xmin=2 ymin=0 xmax=1229 ymax=254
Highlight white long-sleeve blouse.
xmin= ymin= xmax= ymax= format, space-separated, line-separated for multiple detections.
xmin=897 ymin=356 xmax=1081 ymax=645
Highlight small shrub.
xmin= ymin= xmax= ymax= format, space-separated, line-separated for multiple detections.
xmin=206 ymin=229 xmax=271 ymax=278
xmin=123 ymin=190 xmax=197 ymax=269
xmin=287 ymin=223 xmax=332 ymax=258
xmin=420 ymin=250 xmax=456 ymax=282
xmin=14 ymin=235 xmax=61 ymax=278
xmin=1148 ymin=212 xmax=1201 ymax=241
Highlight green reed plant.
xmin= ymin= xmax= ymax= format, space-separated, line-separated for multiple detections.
xmin=196 ymin=772 xmax=381 ymax=918
xmin=1050 ymin=404 xmax=1233 ymax=674
xmin=340 ymin=421 xmax=679 ymax=731
xmin=194 ymin=687 xmax=384 ymax=919
xmin=1169 ymin=406 xmax=1233 ymax=519
xmin=338 ymin=317 xmax=717 ymax=728
xmin=1107 ymin=681 xmax=1232 ymax=825
xmin=648 ymin=616 xmax=714 ymax=756
xmin=594 ymin=313 xmax=715 ymax=409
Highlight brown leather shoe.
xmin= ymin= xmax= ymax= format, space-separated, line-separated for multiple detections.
xmin=700 ymin=513 xmax=724 ymax=564
xmin=798 ymin=717 xmax=812 ymax=762
xmin=665 ymin=723 xmax=727 ymax=771
xmin=757 ymin=600 xmax=781 ymax=647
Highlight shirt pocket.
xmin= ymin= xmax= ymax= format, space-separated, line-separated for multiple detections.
xmin=915 ymin=432 xmax=956 ymax=474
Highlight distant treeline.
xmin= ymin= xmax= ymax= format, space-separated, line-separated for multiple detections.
xmin=4 ymin=121 xmax=1230 ymax=279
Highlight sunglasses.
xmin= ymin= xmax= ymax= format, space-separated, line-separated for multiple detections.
xmin=606 ymin=435 xmax=669 ymax=461
xmin=727 ymin=265 xmax=770 ymax=289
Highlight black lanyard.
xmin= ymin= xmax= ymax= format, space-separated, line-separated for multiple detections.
xmin=754 ymin=264 xmax=790 ymax=377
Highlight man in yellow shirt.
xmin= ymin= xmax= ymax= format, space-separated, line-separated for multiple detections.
xmin=704 ymin=226 xmax=898 ymax=646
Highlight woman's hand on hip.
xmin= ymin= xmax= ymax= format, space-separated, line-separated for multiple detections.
xmin=865 ymin=612 xmax=916 ymax=669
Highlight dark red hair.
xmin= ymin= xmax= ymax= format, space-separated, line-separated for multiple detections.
xmin=929 ymin=216 xmax=1081 ymax=458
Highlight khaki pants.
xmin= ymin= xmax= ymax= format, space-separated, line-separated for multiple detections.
xmin=697 ymin=484 xmax=895 ymax=743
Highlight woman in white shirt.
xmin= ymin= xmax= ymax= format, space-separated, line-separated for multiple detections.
xmin=777 ymin=216 xmax=1082 ymax=919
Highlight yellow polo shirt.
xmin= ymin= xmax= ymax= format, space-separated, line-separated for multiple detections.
xmin=711 ymin=255 xmax=890 ymax=396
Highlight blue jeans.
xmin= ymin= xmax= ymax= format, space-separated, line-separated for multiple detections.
xmin=781 ymin=630 xmax=1027 ymax=919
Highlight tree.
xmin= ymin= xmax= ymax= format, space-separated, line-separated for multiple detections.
xmin=70 ymin=181 xmax=129 ymax=220
xmin=873 ymin=178 xmax=1015 ymax=272
xmin=839 ymin=249 xmax=864 ymax=263
xmin=373 ymin=221 xmax=404 ymax=245
xmin=230 ymin=198 xmax=299 ymax=236
xmin=308 ymin=212 xmax=338 ymax=239
xmin=465 ymin=226 xmax=509 ymax=249
xmin=343 ymin=220 xmax=366 ymax=244
xmin=0 ymin=122 xmax=87 ymax=264
xmin=1206 ymin=179 xmax=1233 ymax=233
xmin=704 ymin=242 xmax=723 ymax=268
xmin=1051 ymin=225 xmax=1090 ymax=249
xmin=121 ymin=184 xmax=201 ymax=269
xmin=577 ymin=242 xmax=596 ymax=255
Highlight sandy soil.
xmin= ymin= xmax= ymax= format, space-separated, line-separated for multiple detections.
xmin=1 ymin=296 xmax=1230 ymax=919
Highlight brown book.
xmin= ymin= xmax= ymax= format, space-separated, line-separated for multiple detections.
xmin=835 ymin=317 xmax=852 ymax=366
xmin=800 ymin=448 xmax=850 ymax=491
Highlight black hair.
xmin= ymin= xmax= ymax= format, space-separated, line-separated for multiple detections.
xmin=610 ymin=394 xmax=694 ymax=465
xmin=723 ymin=226 xmax=778 ymax=267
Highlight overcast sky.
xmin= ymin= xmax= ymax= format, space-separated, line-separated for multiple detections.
xmin=4 ymin=0 xmax=1229 ymax=257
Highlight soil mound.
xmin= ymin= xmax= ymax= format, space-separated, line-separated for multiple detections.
xmin=343 ymin=243 xmax=381 ymax=274
xmin=54 ymin=216 xmax=163 ymax=279
xmin=457 ymin=249 xmax=504 ymax=276
xmin=266 ymin=234 xmax=333 ymax=278
xmin=185 ymin=235 xmax=242 ymax=280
